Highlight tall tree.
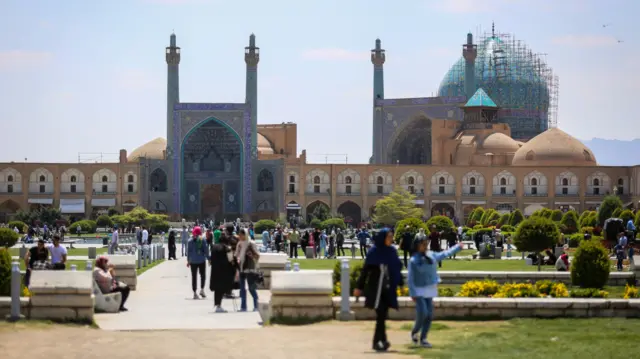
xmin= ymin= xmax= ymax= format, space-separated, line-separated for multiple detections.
xmin=373 ymin=187 xmax=423 ymax=226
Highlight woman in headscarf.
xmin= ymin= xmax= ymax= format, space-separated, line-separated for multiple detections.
xmin=94 ymin=256 xmax=130 ymax=311
xmin=168 ymin=230 xmax=177 ymax=260
xmin=234 ymin=228 xmax=260 ymax=311
xmin=209 ymin=226 xmax=236 ymax=312
xmin=187 ymin=226 xmax=210 ymax=299
xmin=353 ymin=228 xmax=403 ymax=352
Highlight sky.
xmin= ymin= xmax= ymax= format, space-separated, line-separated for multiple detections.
xmin=0 ymin=0 xmax=637 ymax=164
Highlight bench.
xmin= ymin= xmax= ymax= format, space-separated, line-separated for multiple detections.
xmin=93 ymin=281 xmax=122 ymax=313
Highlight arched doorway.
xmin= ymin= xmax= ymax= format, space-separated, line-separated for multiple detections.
xmin=306 ymin=200 xmax=330 ymax=222
xmin=181 ymin=118 xmax=243 ymax=218
xmin=337 ymin=201 xmax=362 ymax=226
xmin=431 ymin=203 xmax=454 ymax=218
xmin=150 ymin=168 xmax=168 ymax=192
xmin=389 ymin=117 xmax=432 ymax=165
xmin=0 ymin=200 xmax=20 ymax=222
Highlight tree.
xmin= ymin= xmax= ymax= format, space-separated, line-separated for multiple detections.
xmin=426 ymin=216 xmax=454 ymax=232
xmin=466 ymin=208 xmax=478 ymax=226
xmin=471 ymin=207 xmax=485 ymax=224
xmin=597 ymin=195 xmax=623 ymax=226
xmin=373 ymin=187 xmax=422 ymax=226
xmin=311 ymin=204 xmax=330 ymax=221
xmin=612 ymin=208 xmax=622 ymax=218
xmin=559 ymin=210 xmax=579 ymax=234
xmin=15 ymin=207 xmax=62 ymax=225
xmin=508 ymin=209 xmax=524 ymax=227
xmin=619 ymin=209 xmax=634 ymax=225
xmin=393 ymin=218 xmax=426 ymax=244
xmin=513 ymin=217 xmax=560 ymax=271
xmin=571 ymin=238 xmax=610 ymax=288
xmin=550 ymin=209 xmax=563 ymax=222
xmin=107 ymin=207 xmax=119 ymax=216
xmin=497 ymin=213 xmax=510 ymax=228
xmin=96 ymin=215 xmax=113 ymax=229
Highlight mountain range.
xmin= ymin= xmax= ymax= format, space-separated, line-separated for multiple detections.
xmin=582 ymin=139 xmax=640 ymax=166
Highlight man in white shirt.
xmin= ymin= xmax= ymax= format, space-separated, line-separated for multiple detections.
xmin=109 ymin=225 xmax=119 ymax=254
xmin=141 ymin=226 xmax=149 ymax=245
xmin=47 ymin=235 xmax=68 ymax=270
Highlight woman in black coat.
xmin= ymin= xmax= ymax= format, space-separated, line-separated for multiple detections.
xmin=354 ymin=228 xmax=403 ymax=352
xmin=168 ymin=230 xmax=177 ymax=260
xmin=209 ymin=234 xmax=236 ymax=312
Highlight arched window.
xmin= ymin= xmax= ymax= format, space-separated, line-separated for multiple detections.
xmin=376 ymin=176 xmax=383 ymax=185
xmin=289 ymin=175 xmax=295 ymax=183
xmin=583 ymin=150 xmax=592 ymax=162
xmin=562 ymin=178 xmax=568 ymax=186
xmin=531 ymin=178 xmax=538 ymax=186
xmin=438 ymin=177 xmax=445 ymax=185
xmin=257 ymin=169 xmax=274 ymax=192
xmin=70 ymin=175 xmax=77 ymax=183
xmin=593 ymin=178 xmax=599 ymax=186
xmin=313 ymin=176 xmax=320 ymax=184
xmin=345 ymin=176 xmax=352 ymax=184
xmin=500 ymin=177 xmax=507 ymax=186
xmin=469 ymin=177 xmax=476 ymax=186
xmin=618 ymin=178 xmax=624 ymax=186
xmin=39 ymin=175 xmax=45 ymax=182
xmin=128 ymin=174 xmax=134 ymax=182
xmin=149 ymin=168 xmax=168 ymax=192
xmin=408 ymin=176 xmax=415 ymax=185
xmin=102 ymin=175 xmax=108 ymax=183
xmin=7 ymin=175 xmax=13 ymax=182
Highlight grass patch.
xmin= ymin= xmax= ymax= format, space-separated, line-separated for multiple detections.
xmin=9 ymin=248 xmax=107 ymax=257
xmin=402 ymin=318 xmax=640 ymax=359
xmin=136 ymin=259 xmax=165 ymax=276
xmin=399 ymin=322 xmax=451 ymax=331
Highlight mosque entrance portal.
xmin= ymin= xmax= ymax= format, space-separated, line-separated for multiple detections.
xmin=389 ymin=117 xmax=432 ymax=165
xmin=201 ymin=184 xmax=223 ymax=219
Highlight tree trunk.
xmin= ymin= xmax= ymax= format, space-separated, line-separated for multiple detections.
xmin=537 ymin=253 xmax=542 ymax=272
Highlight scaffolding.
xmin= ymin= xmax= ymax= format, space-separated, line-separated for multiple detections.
xmin=77 ymin=152 xmax=120 ymax=164
xmin=439 ymin=25 xmax=559 ymax=139
xmin=305 ymin=153 xmax=349 ymax=164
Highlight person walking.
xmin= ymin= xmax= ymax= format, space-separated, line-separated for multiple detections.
xmin=288 ymin=227 xmax=300 ymax=259
xmin=400 ymin=226 xmax=414 ymax=268
xmin=181 ymin=226 xmax=189 ymax=257
xmin=108 ymin=225 xmax=119 ymax=255
xmin=209 ymin=228 xmax=235 ymax=313
xmin=168 ymin=230 xmax=177 ymax=260
xmin=353 ymin=228 xmax=403 ymax=352
xmin=336 ymin=229 xmax=345 ymax=257
xmin=235 ymin=228 xmax=260 ymax=312
xmin=319 ymin=230 xmax=328 ymax=258
xmin=407 ymin=236 xmax=462 ymax=348
xmin=187 ymin=226 xmax=210 ymax=299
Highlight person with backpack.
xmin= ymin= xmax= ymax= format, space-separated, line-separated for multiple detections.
xmin=187 ymin=226 xmax=210 ymax=299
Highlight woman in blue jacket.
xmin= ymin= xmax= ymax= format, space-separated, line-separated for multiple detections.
xmin=407 ymin=236 xmax=462 ymax=348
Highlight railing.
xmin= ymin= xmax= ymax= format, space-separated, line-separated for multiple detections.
xmin=0 ymin=191 xmax=23 ymax=195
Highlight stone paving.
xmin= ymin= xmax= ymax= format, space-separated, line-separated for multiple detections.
xmin=94 ymin=256 xmax=263 ymax=331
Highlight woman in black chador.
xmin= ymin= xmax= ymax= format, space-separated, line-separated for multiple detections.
xmin=209 ymin=230 xmax=236 ymax=312
xmin=168 ymin=230 xmax=177 ymax=260
xmin=354 ymin=228 xmax=403 ymax=352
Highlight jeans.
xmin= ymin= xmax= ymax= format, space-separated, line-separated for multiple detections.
xmin=239 ymin=272 xmax=258 ymax=310
xmin=108 ymin=242 xmax=118 ymax=254
xmin=190 ymin=262 xmax=206 ymax=292
xmin=181 ymin=242 xmax=187 ymax=256
xmin=411 ymin=297 xmax=434 ymax=342
xmin=360 ymin=244 xmax=367 ymax=258
xmin=289 ymin=243 xmax=298 ymax=258
xmin=374 ymin=300 xmax=389 ymax=345
xmin=617 ymin=258 xmax=623 ymax=271
xmin=403 ymin=250 xmax=409 ymax=268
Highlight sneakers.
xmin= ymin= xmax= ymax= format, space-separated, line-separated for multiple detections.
xmin=193 ymin=292 xmax=199 ymax=300
xmin=420 ymin=341 xmax=432 ymax=349
xmin=411 ymin=332 xmax=418 ymax=345
xmin=372 ymin=341 xmax=389 ymax=352
xmin=199 ymin=289 xmax=206 ymax=298
xmin=214 ymin=306 xmax=227 ymax=313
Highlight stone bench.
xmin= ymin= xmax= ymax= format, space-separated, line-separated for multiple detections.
xmin=332 ymin=297 xmax=640 ymax=320
xmin=93 ymin=281 xmax=122 ymax=313
xmin=106 ymin=255 xmax=138 ymax=290
xmin=269 ymin=270 xmax=334 ymax=322
xmin=258 ymin=253 xmax=288 ymax=289
xmin=399 ymin=270 xmax=635 ymax=286
xmin=29 ymin=270 xmax=94 ymax=323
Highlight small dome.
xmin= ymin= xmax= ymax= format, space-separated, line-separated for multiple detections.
xmin=257 ymin=133 xmax=275 ymax=155
xmin=128 ymin=138 xmax=167 ymax=162
xmin=479 ymin=132 xmax=520 ymax=153
xmin=512 ymin=128 xmax=597 ymax=166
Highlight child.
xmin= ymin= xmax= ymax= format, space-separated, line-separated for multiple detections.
xmin=407 ymin=236 xmax=462 ymax=348
xmin=614 ymin=243 xmax=625 ymax=271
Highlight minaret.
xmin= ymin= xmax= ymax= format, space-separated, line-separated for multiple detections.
xmin=245 ymin=33 xmax=259 ymax=158
xmin=462 ymin=33 xmax=477 ymax=99
xmin=166 ymin=33 xmax=181 ymax=157
xmin=371 ymin=38 xmax=385 ymax=164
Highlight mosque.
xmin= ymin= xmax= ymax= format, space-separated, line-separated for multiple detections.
xmin=0 ymin=26 xmax=638 ymax=225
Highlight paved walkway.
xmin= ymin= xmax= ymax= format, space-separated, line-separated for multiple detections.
xmin=95 ymin=257 xmax=263 ymax=331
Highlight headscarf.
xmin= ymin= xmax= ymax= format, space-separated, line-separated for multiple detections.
xmin=365 ymin=228 xmax=402 ymax=288
xmin=95 ymin=256 xmax=109 ymax=271
xmin=192 ymin=226 xmax=204 ymax=255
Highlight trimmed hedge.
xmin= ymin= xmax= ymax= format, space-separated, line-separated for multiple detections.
xmin=571 ymin=239 xmax=610 ymax=289
xmin=6 ymin=221 xmax=27 ymax=234
xmin=69 ymin=220 xmax=98 ymax=234
xmin=0 ymin=228 xmax=19 ymax=247
xmin=254 ymin=219 xmax=277 ymax=234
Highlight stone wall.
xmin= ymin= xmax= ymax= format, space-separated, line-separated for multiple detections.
xmin=333 ymin=297 xmax=640 ymax=320
xmin=0 ymin=297 xmax=30 ymax=318
xmin=401 ymin=270 xmax=635 ymax=286
xmin=270 ymin=270 xmax=334 ymax=321
xmin=28 ymin=271 xmax=94 ymax=323
xmin=258 ymin=253 xmax=288 ymax=289
xmin=107 ymin=255 xmax=138 ymax=290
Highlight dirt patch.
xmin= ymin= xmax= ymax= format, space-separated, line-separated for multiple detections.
xmin=0 ymin=321 xmax=422 ymax=359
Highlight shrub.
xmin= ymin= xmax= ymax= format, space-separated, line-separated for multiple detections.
xmin=612 ymin=208 xmax=622 ymax=218
xmin=438 ymin=287 xmax=455 ymax=297
xmin=619 ymin=209 xmax=634 ymax=226
xmin=321 ymin=218 xmax=346 ymax=231
xmin=96 ymin=214 xmax=113 ymax=228
xmin=471 ymin=207 xmax=485 ymax=224
xmin=310 ymin=218 xmax=322 ymax=229
xmin=580 ymin=211 xmax=598 ymax=228
xmin=535 ymin=280 xmax=569 ymax=298
xmin=151 ymin=221 xmax=170 ymax=233
xmin=254 ymin=219 xmax=277 ymax=234
xmin=559 ymin=210 xmax=579 ymax=234
xmin=457 ymin=280 xmax=500 ymax=297
xmin=571 ymin=238 xmax=610 ymax=288
xmin=393 ymin=218 xmax=426 ymax=244
xmin=497 ymin=213 xmax=510 ymax=227
xmin=513 ymin=217 xmax=560 ymax=270
xmin=426 ymin=216 xmax=454 ymax=232
xmin=332 ymin=260 xmax=363 ymax=296
xmin=6 ymin=221 xmax=27 ymax=234
xmin=500 ymin=224 xmax=515 ymax=233
xmin=509 ymin=209 xmax=524 ymax=227
xmin=0 ymin=248 xmax=11 ymax=296
xmin=396 ymin=286 xmax=409 ymax=297
xmin=69 ymin=220 xmax=98 ymax=233
xmin=570 ymin=288 xmax=609 ymax=298
xmin=597 ymin=195 xmax=623 ymax=226
xmin=107 ymin=207 xmax=119 ymax=216
xmin=493 ymin=283 xmax=540 ymax=298
xmin=550 ymin=209 xmax=563 ymax=222
xmin=567 ymin=233 xmax=584 ymax=248
xmin=623 ymin=285 xmax=639 ymax=299
xmin=0 ymin=228 xmax=19 ymax=248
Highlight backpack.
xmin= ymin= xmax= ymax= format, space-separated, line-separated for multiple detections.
xmin=137 ymin=230 xmax=142 ymax=244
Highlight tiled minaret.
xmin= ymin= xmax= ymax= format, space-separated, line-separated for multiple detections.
xmin=245 ymin=34 xmax=259 ymax=158
xmin=371 ymin=38 xmax=385 ymax=164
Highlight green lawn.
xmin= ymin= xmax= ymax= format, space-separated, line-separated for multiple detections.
xmin=18 ymin=259 xmax=162 ymax=275
xmin=396 ymin=318 xmax=637 ymax=358
xmin=9 ymin=247 xmax=108 ymax=257
xmin=292 ymin=257 xmax=559 ymax=271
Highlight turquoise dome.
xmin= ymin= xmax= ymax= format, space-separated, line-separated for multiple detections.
xmin=438 ymin=35 xmax=551 ymax=140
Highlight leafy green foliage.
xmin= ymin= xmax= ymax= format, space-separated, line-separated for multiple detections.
xmin=611 ymin=208 xmax=622 ymax=218
xmin=471 ymin=207 xmax=485 ymax=224
xmin=497 ymin=213 xmax=510 ymax=227
xmin=15 ymin=207 xmax=62 ymax=225
xmin=597 ymin=195 xmax=623 ymax=226
xmin=255 ymin=219 xmax=277 ymax=234
xmin=321 ymin=218 xmax=346 ymax=230
xmin=69 ymin=220 xmax=98 ymax=233
xmin=508 ymin=209 xmax=524 ymax=227
xmin=426 ymin=215 xmax=454 ymax=232
xmin=373 ymin=187 xmax=423 ymax=226
xmin=559 ymin=210 xmax=579 ymax=234
xmin=571 ymin=239 xmax=610 ymax=289
xmin=0 ymin=248 xmax=12 ymax=296
xmin=513 ymin=217 xmax=560 ymax=254
xmin=107 ymin=207 xmax=119 ymax=216
xmin=579 ymin=211 xmax=598 ymax=228
xmin=394 ymin=218 xmax=426 ymax=244
xmin=619 ymin=209 xmax=634 ymax=226
xmin=550 ymin=209 xmax=563 ymax=222
xmin=310 ymin=218 xmax=322 ymax=229
xmin=310 ymin=203 xmax=331 ymax=221
xmin=6 ymin=221 xmax=27 ymax=234
xmin=96 ymin=215 xmax=113 ymax=228
xmin=0 ymin=228 xmax=19 ymax=248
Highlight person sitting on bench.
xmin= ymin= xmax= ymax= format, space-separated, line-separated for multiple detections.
xmin=93 ymin=256 xmax=130 ymax=312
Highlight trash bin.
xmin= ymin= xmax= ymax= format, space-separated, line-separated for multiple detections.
xmin=305 ymin=246 xmax=315 ymax=259
xmin=103 ymin=237 xmax=109 ymax=246
xmin=88 ymin=247 xmax=97 ymax=259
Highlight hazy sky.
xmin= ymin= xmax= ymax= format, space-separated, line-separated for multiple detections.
xmin=0 ymin=0 xmax=636 ymax=164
